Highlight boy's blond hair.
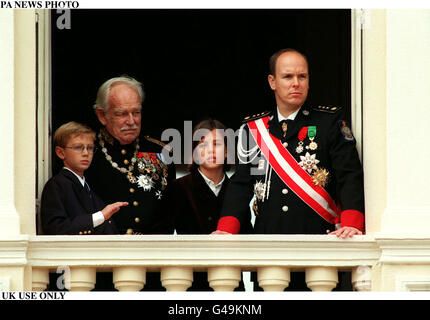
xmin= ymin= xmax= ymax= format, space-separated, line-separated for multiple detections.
xmin=54 ymin=121 xmax=96 ymax=148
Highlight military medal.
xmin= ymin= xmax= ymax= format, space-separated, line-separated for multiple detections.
xmin=298 ymin=152 xmax=320 ymax=173
xmin=308 ymin=140 xmax=318 ymax=151
xmin=99 ymin=129 xmax=170 ymax=196
xmin=137 ymin=174 xmax=154 ymax=191
xmin=305 ymin=126 xmax=318 ymax=150
xmin=154 ymin=153 xmax=169 ymax=182
xmin=152 ymin=172 xmax=159 ymax=180
xmin=296 ymin=143 xmax=304 ymax=153
xmin=149 ymin=153 xmax=161 ymax=172
xmin=253 ymin=181 xmax=266 ymax=201
xmin=296 ymin=127 xmax=308 ymax=154
xmin=281 ymin=121 xmax=288 ymax=137
xmin=252 ymin=199 xmax=259 ymax=216
xmin=312 ymin=168 xmax=330 ymax=187
xmin=137 ymin=161 xmax=145 ymax=171
xmin=161 ymin=176 xmax=168 ymax=190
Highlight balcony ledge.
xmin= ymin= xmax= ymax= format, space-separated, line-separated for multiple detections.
xmin=23 ymin=234 xmax=379 ymax=272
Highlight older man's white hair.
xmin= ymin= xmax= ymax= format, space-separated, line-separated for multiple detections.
xmin=93 ymin=75 xmax=144 ymax=112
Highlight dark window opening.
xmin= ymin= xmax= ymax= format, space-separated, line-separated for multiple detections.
xmin=51 ymin=9 xmax=351 ymax=173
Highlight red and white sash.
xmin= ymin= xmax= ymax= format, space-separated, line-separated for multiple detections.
xmin=247 ymin=116 xmax=339 ymax=225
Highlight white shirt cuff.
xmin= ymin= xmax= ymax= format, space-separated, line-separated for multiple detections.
xmin=92 ymin=211 xmax=105 ymax=228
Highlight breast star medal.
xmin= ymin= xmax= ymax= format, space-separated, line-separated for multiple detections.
xmin=296 ymin=126 xmax=308 ymax=154
xmin=137 ymin=175 xmax=154 ymax=191
xmin=306 ymin=126 xmax=318 ymax=151
xmin=253 ymin=181 xmax=266 ymax=201
xmin=312 ymin=168 xmax=330 ymax=187
xmin=299 ymin=152 xmax=320 ymax=173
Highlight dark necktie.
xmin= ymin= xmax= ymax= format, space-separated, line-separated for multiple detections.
xmin=84 ymin=182 xmax=92 ymax=198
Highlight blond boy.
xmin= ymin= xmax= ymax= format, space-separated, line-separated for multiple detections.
xmin=41 ymin=122 xmax=127 ymax=235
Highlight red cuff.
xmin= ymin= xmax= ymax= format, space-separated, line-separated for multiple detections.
xmin=216 ymin=216 xmax=240 ymax=234
xmin=340 ymin=210 xmax=364 ymax=232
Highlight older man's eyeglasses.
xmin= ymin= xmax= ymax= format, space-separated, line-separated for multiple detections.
xmin=64 ymin=145 xmax=97 ymax=154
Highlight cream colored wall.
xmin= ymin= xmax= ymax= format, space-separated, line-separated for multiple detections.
xmin=14 ymin=10 xmax=37 ymax=235
xmin=0 ymin=10 xmax=21 ymax=235
xmin=363 ymin=9 xmax=430 ymax=235
xmin=373 ymin=264 xmax=430 ymax=291
xmin=381 ymin=9 xmax=430 ymax=234
xmin=0 ymin=9 xmax=36 ymax=290
xmin=363 ymin=9 xmax=430 ymax=291
xmin=362 ymin=9 xmax=387 ymax=235
xmin=0 ymin=10 xmax=36 ymax=236
xmin=0 ymin=267 xmax=26 ymax=291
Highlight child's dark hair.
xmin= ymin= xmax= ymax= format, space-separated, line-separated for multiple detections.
xmin=188 ymin=118 xmax=230 ymax=172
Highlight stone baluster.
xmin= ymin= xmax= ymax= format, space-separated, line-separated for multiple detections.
xmin=32 ymin=267 xmax=49 ymax=291
xmin=113 ymin=266 xmax=146 ymax=291
xmin=351 ymin=265 xmax=372 ymax=291
xmin=207 ymin=266 xmax=241 ymax=291
xmin=161 ymin=266 xmax=193 ymax=291
xmin=305 ymin=267 xmax=338 ymax=291
xmin=66 ymin=267 xmax=96 ymax=291
xmin=257 ymin=266 xmax=290 ymax=291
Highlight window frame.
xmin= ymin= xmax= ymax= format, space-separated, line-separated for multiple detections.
xmin=35 ymin=9 xmax=364 ymax=205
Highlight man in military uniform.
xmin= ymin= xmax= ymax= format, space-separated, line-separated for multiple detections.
xmin=86 ymin=76 xmax=175 ymax=290
xmin=86 ymin=75 xmax=175 ymax=235
xmin=214 ymin=49 xmax=364 ymax=290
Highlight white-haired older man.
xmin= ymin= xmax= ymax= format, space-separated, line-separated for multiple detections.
xmin=87 ymin=76 xmax=175 ymax=236
xmin=86 ymin=76 xmax=175 ymax=290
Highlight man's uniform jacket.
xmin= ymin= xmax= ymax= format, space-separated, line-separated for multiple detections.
xmin=86 ymin=128 xmax=175 ymax=235
xmin=41 ymin=168 xmax=117 ymax=235
xmin=218 ymin=106 xmax=365 ymax=235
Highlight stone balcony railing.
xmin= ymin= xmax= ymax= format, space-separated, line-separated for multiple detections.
xmin=2 ymin=235 xmax=381 ymax=292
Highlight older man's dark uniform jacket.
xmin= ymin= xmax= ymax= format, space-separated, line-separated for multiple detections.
xmin=155 ymin=169 xmax=253 ymax=234
xmin=218 ymin=106 xmax=365 ymax=235
xmin=41 ymin=168 xmax=117 ymax=235
xmin=86 ymin=128 xmax=175 ymax=235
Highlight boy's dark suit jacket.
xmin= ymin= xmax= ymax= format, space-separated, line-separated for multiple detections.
xmin=40 ymin=168 xmax=117 ymax=235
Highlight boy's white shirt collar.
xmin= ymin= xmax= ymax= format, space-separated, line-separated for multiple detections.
xmin=63 ymin=167 xmax=86 ymax=187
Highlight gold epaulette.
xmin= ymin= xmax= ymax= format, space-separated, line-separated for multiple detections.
xmin=312 ymin=105 xmax=342 ymax=114
xmin=143 ymin=135 xmax=173 ymax=153
xmin=242 ymin=111 xmax=271 ymax=123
